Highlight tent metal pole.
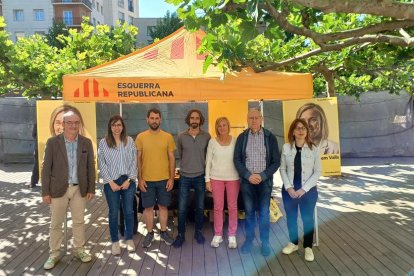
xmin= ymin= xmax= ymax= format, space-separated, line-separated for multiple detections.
xmin=120 ymin=103 xmax=123 ymax=117
xmin=260 ymin=100 xmax=264 ymax=127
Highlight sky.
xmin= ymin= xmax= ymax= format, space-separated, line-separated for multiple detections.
xmin=139 ymin=0 xmax=178 ymax=18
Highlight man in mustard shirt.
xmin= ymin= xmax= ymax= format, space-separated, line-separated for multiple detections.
xmin=136 ymin=108 xmax=176 ymax=248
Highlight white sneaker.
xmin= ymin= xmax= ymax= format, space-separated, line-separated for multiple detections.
xmin=304 ymin=247 xmax=314 ymax=261
xmin=210 ymin=235 xmax=223 ymax=248
xmin=282 ymin=242 xmax=298 ymax=254
xmin=112 ymin=242 xmax=121 ymax=255
xmin=126 ymin=240 xmax=136 ymax=252
xmin=228 ymin=236 xmax=237 ymax=249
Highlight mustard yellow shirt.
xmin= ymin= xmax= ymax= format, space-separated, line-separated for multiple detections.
xmin=135 ymin=130 xmax=176 ymax=181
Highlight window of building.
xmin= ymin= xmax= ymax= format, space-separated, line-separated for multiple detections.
xmin=96 ymin=2 xmax=99 ymax=11
xmin=33 ymin=9 xmax=45 ymax=21
xmin=128 ymin=16 xmax=133 ymax=25
xmin=147 ymin=26 xmax=155 ymax=36
xmin=63 ymin=10 xmax=73 ymax=25
xmin=93 ymin=18 xmax=96 ymax=26
xmin=63 ymin=0 xmax=72 ymax=2
xmin=34 ymin=31 xmax=46 ymax=35
xmin=13 ymin=10 xmax=24 ymax=21
xmin=128 ymin=0 xmax=134 ymax=12
xmin=101 ymin=6 xmax=103 ymax=14
xmin=118 ymin=12 xmax=125 ymax=23
xmin=15 ymin=32 xmax=25 ymax=40
xmin=118 ymin=0 xmax=124 ymax=8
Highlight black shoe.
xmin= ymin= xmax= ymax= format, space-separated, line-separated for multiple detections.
xmin=194 ymin=231 xmax=205 ymax=244
xmin=241 ymin=240 xmax=253 ymax=254
xmin=261 ymin=243 xmax=271 ymax=256
xmin=173 ymin=234 xmax=185 ymax=248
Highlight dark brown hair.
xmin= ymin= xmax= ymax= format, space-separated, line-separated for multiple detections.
xmin=105 ymin=115 xmax=127 ymax=148
xmin=147 ymin=108 xmax=161 ymax=118
xmin=185 ymin=109 xmax=205 ymax=126
xmin=287 ymin=118 xmax=313 ymax=149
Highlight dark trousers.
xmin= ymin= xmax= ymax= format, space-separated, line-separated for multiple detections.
xmin=30 ymin=147 xmax=39 ymax=187
xmin=241 ymin=179 xmax=272 ymax=244
xmin=177 ymin=175 xmax=205 ymax=234
xmin=282 ymin=186 xmax=318 ymax=248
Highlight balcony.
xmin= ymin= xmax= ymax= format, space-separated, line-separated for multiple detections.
xmin=54 ymin=16 xmax=84 ymax=26
xmin=52 ymin=0 xmax=92 ymax=10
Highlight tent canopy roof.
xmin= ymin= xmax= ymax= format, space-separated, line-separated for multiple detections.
xmin=63 ymin=27 xmax=313 ymax=102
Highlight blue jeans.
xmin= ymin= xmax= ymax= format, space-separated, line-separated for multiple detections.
xmin=178 ymin=175 xmax=205 ymax=234
xmin=104 ymin=175 xmax=136 ymax=242
xmin=241 ymin=179 xmax=272 ymax=244
xmin=282 ymin=186 xmax=318 ymax=248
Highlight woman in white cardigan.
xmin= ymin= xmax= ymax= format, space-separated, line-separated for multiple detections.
xmin=205 ymin=117 xmax=240 ymax=249
xmin=280 ymin=118 xmax=321 ymax=262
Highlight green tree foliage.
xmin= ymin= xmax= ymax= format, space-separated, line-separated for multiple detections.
xmin=149 ymin=11 xmax=184 ymax=41
xmin=0 ymin=17 xmax=138 ymax=98
xmin=45 ymin=20 xmax=69 ymax=49
xmin=166 ymin=0 xmax=414 ymax=97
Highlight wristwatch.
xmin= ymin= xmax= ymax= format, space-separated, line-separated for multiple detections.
xmin=128 ymin=178 xmax=132 ymax=183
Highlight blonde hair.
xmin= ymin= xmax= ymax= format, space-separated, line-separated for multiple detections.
xmin=214 ymin=117 xmax=230 ymax=137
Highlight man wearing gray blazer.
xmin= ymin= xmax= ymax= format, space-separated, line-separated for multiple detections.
xmin=41 ymin=108 xmax=95 ymax=270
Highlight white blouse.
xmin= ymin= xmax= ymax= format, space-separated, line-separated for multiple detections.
xmin=205 ymin=137 xmax=239 ymax=182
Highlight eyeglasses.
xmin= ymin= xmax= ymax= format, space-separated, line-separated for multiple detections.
xmin=111 ymin=123 xmax=123 ymax=127
xmin=295 ymin=126 xmax=307 ymax=131
xmin=64 ymin=121 xmax=80 ymax=126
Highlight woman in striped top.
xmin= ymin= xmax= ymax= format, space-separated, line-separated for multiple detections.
xmin=98 ymin=115 xmax=137 ymax=255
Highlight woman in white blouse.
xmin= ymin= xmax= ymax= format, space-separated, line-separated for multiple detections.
xmin=280 ymin=118 xmax=321 ymax=262
xmin=205 ymin=117 xmax=240 ymax=249
xmin=98 ymin=115 xmax=137 ymax=255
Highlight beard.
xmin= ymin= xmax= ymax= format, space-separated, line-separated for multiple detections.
xmin=149 ymin=123 xmax=160 ymax=131
xmin=190 ymin=123 xmax=199 ymax=129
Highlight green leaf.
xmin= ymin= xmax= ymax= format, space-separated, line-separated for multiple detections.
xmin=239 ymin=21 xmax=259 ymax=43
xmin=203 ymin=55 xmax=213 ymax=74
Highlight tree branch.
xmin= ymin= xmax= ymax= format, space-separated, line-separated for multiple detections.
xmin=253 ymin=33 xmax=414 ymax=72
xmin=264 ymin=0 xmax=414 ymax=46
xmin=312 ymin=62 xmax=336 ymax=97
xmin=289 ymin=0 xmax=414 ymax=20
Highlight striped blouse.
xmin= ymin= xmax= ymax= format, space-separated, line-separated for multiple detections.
xmin=98 ymin=136 xmax=137 ymax=184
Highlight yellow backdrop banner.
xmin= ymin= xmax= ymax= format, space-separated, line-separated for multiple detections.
xmin=208 ymin=100 xmax=248 ymax=138
xmin=36 ymin=101 xmax=97 ymax=178
xmin=282 ymin=98 xmax=341 ymax=176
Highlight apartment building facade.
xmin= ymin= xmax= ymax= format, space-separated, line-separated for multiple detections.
xmin=102 ymin=0 xmax=138 ymax=26
xmin=1 ymin=0 xmax=54 ymax=40
xmin=134 ymin=17 xmax=158 ymax=46
xmin=1 ymin=0 xmax=139 ymax=41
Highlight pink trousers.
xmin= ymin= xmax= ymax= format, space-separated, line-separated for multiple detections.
xmin=211 ymin=179 xmax=240 ymax=236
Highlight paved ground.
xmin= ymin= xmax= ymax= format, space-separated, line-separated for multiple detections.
xmin=0 ymin=157 xmax=413 ymax=275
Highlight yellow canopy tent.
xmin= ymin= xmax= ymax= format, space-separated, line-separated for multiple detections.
xmin=63 ymin=27 xmax=313 ymax=102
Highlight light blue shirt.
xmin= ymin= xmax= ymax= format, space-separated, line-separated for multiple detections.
xmin=64 ymin=136 xmax=79 ymax=184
